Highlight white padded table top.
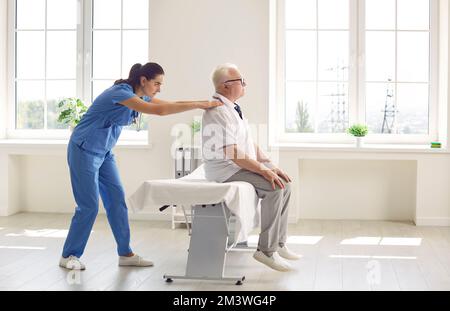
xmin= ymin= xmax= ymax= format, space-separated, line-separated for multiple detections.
xmin=127 ymin=165 xmax=260 ymax=243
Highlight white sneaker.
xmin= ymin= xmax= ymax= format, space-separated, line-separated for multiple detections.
xmin=119 ymin=254 xmax=154 ymax=267
xmin=278 ymin=245 xmax=302 ymax=260
xmin=59 ymin=255 xmax=86 ymax=270
xmin=253 ymin=250 xmax=292 ymax=272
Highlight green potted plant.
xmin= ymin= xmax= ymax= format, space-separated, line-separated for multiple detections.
xmin=57 ymin=98 xmax=88 ymax=131
xmin=347 ymin=124 xmax=368 ymax=147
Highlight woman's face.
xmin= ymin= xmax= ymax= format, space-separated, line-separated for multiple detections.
xmin=141 ymin=74 xmax=164 ymax=98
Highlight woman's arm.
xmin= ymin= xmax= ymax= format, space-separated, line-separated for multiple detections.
xmin=119 ymin=96 xmax=222 ymax=116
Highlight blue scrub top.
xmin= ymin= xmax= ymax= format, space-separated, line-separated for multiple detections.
xmin=70 ymin=83 xmax=151 ymax=154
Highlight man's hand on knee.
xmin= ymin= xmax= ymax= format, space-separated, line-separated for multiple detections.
xmin=261 ymin=169 xmax=285 ymax=190
xmin=271 ymin=167 xmax=292 ymax=183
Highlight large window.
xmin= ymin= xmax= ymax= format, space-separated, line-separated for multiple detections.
xmin=277 ymin=0 xmax=437 ymax=144
xmin=14 ymin=0 xmax=77 ymax=130
xmin=10 ymin=0 xmax=149 ymax=137
xmin=91 ymin=0 xmax=149 ymax=132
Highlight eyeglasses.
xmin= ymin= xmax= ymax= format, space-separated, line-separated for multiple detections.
xmin=223 ymin=78 xmax=246 ymax=87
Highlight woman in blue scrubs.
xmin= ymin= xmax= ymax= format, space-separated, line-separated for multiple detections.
xmin=59 ymin=62 xmax=222 ymax=270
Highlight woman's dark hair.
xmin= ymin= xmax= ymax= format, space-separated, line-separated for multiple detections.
xmin=114 ymin=62 xmax=165 ymax=91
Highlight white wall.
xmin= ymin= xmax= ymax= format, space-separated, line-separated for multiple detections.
xmin=148 ymin=0 xmax=269 ymax=127
xmin=298 ymin=159 xmax=417 ymax=220
xmin=0 ymin=1 xmax=8 ymax=215
xmin=416 ymin=157 xmax=450 ymax=224
xmin=1 ymin=0 xmax=450 ymax=225
xmin=0 ymin=0 xmax=7 ymax=139
xmin=8 ymin=155 xmax=21 ymax=215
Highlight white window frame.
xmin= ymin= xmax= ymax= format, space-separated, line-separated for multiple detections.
xmin=6 ymin=0 xmax=150 ymax=141
xmin=271 ymin=0 xmax=440 ymax=146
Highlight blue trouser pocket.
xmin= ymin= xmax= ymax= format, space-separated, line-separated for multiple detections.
xmin=81 ymin=126 xmax=113 ymax=154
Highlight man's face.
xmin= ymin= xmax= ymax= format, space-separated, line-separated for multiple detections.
xmin=223 ymin=68 xmax=246 ymax=100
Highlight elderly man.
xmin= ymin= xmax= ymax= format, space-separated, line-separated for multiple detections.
xmin=201 ymin=63 xmax=300 ymax=272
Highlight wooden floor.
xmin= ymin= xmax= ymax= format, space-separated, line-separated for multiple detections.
xmin=0 ymin=212 xmax=450 ymax=291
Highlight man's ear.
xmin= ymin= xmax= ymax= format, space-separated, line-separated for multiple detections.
xmin=140 ymin=76 xmax=147 ymax=86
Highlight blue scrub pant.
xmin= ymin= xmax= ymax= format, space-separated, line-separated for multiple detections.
xmin=62 ymin=141 xmax=133 ymax=258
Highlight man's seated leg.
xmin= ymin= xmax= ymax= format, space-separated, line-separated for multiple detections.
xmin=276 ymin=182 xmax=301 ymax=260
xmin=224 ymin=169 xmax=295 ymax=271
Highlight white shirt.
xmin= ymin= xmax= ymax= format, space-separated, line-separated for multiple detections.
xmin=202 ymin=93 xmax=257 ymax=182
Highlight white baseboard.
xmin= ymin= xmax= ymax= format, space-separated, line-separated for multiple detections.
xmin=288 ymin=216 xmax=298 ymax=224
xmin=0 ymin=206 xmax=11 ymax=217
xmin=414 ymin=217 xmax=450 ymax=226
xmin=0 ymin=206 xmax=21 ymax=217
xmin=129 ymin=212 xmax=171 ymax=222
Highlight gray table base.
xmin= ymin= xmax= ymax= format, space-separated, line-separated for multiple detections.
xmin=163 ymin=203 xmax=246 ymax=285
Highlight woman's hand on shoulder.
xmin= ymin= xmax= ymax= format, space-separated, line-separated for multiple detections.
xmin=197 ymin=100 xmax=223 ymax=110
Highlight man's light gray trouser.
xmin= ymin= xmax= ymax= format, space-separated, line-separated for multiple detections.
xmin=224 ymin=169 xmax=291 ymax=256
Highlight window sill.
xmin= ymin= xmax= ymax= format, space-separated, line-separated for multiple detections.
xmin=116 ymin=140 xmax=152 ymax=149
xmin=0 ymin=139 xmax=152 ymax=154
xmin=272 ymin=142 xmax=449 ymax=154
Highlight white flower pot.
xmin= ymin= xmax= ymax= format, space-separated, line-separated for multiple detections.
xmin=356 ymin=136 xmax=363 ymax=148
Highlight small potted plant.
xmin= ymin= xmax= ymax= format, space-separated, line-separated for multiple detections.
xmin=57 ymin=98 xmax=88 ymax=131
xmin=347 ymin=124 xmax=368 ymax=147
